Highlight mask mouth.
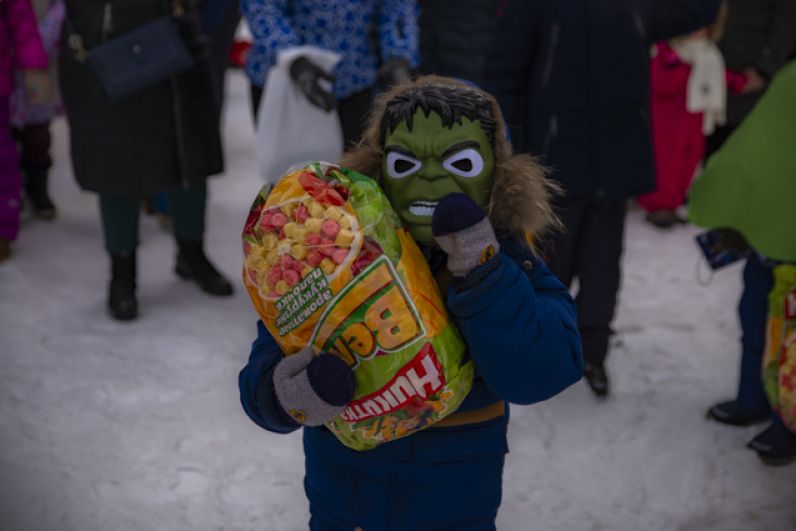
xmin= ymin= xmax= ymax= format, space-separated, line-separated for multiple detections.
xmin=408 ymin=201 xmax=439 ymax=218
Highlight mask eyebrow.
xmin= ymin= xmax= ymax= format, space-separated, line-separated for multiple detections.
xmin=385 ymin=144 xmax=417 ymax=158
xmin=441 ymin=140 xmax=480 ymax=159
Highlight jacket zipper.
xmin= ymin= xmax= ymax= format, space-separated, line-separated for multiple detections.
xmin=542 ymin=114 xmax=558 ymax=154
xmin=167 ymin=0 xmax=189 ymax=185
xmin=542 ymin=24 xmax=560 ymax=87
xmin=101 ymin=2 xmax=113 ymax=42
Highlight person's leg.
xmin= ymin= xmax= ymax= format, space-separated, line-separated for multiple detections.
xmin=166 ymin=181 xmax=233 ymax=296
xmin=99 ymin=194 xmax=140 ymax=320
xmin=20 ymin=121 xmax=56 ymax=219
xmin=574 ymin=198 xmax=627 ymax=395
xmin=708 ymin=253 xmax=774 ymax=424
xmin=704 ymin=124 xmax=735 ymax=160
xmin=542 ymin=197 xmax=588 ymax=289
xmin=0 ymin=96 xmax=22 ymax=259
xmin=250 ymin=84 xmax=264 ymax=123
xmin=337 ymin=89 xmax=374 ymax=149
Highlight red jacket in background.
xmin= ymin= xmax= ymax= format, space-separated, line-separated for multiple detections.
xmin=639 ymin=42 xmax=705 ymax=212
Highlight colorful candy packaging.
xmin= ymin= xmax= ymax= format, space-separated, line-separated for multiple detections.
xmin=242 ymin=162 xmax=474 ymax=450
xmin=762 ymin=264 xmax=796 ymax=432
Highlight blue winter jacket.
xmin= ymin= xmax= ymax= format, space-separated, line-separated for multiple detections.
xmin=239 ymin=237 xmax=583 ymax=529
xmin=241 ymin=0 xmax=420 ymax=99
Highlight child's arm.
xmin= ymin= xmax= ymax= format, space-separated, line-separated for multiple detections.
xmin=447 ymin=253 xmax=583 ymax=405
xmin=239 ymin=321 xmax=355 ymax=432
xmin=432 ymin=194 xmax=583 ymax=405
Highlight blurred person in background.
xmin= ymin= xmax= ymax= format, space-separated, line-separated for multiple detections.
xmin=199 ymin=0 xmax=241 ymax=113
xmin=417 ymin=0 xmax=500 ymax=86
xmin=241 ymin=0 xmax=419 ymax=147
xmin=0 ymin=0 xmax=48 ymax=262
xmin=10 ymin=0 xmax=64 ymax=222
xmin=59 ymin=0 xmax=233 ymax=321
xmin=639 ymin=7 xmax=729 ymax=229
xmin=705 ymin=0 xmax=796 ymax=157
xmin=691 ymin=61 xmax=796 ymax=465
xmin=485 ymin=0 xmax=722 ymax=397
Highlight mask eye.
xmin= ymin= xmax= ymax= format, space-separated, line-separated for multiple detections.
xmin=386 ymin=151 xmax=422 ymax=179
xmin=442 ymin=148 xmax=484 ymax=178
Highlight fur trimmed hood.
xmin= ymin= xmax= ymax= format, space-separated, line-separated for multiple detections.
xmin=340 ymin=76 xmax=560 ymax=239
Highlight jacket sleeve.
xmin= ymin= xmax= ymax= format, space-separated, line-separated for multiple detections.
xmin=649 ymin=0 xmax=722 ymax=42
xmin=375 ymin=0 xmax=419 ymax=67
xmin=755 ymin=0 xmax=796 ymax=79
xmin=446 ymin=252 xmax=583 ymax=405
xmin=482 ymin=0 xmax=539 ymax=137
xmin=39 ymin=1 xmax=66 ymax=56
xmin=240 ymin=0 xmax=299 ymax=69
xmin=8 ymin=0 xmax=48 ymax=69
xmin=239 ymin=321 xmax=301 ymax=434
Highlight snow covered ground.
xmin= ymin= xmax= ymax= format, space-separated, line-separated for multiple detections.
xmin=1 ymin=72 xmax=794 ymax=531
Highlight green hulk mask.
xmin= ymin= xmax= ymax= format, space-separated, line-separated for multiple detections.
xmin=381 ymin=110 xmax=495 ymax=245
xmin=340 ymin=76 xmax=558 ymax=249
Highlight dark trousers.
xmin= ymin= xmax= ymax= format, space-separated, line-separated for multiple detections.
xmin=736 ymin=253 xmax=774 ymax=415
xmin=99 ymin=182 xmax=207 ymax=254
xmin=705 ymin=125 xmax=736 ymax=160
xmin=12 ymin=122 xmax=52 ymax=174
xmin=206 ymin=1 xmax=241 ymax=116
xmin=250 ymin=85 xmax=373 ymax=149
xmin=545 ymin=198 xmax=627 ymax=365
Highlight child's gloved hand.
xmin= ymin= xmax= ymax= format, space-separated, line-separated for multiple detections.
xmin=289 ymin=56 xmax=337 ymax=112
xmin=273 ymin=347 xmax=355 ymax=426
xmin=431 ymin=193 xmax=500 ymax=277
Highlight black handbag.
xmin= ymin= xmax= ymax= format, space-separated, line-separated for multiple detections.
xmin=65 ymin=2 xmax=194 ymax=103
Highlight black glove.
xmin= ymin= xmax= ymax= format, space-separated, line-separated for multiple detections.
xmin=272 ymin=348 xmax=355 ymax=426
xmin=377 ymin=57 xmax=411 ymax=89
xmin=289 ymin=56 xmax=337 ymax=112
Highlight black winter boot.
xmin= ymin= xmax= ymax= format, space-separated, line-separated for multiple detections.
xmin=175 ymin=240 xmax=233 ymax=296
xmin=24 ymin=168 xmax=56 ymax=220
xmin=108 ymin=252 xmax=138 ymax=321
xmin=583 ymin=361 xmax=609 ymax=397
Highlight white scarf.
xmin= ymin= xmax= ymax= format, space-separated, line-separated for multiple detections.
xmin=671 ymin=37 xmax=727 ymax=135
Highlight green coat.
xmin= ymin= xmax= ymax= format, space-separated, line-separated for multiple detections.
xmin=689 ymin=60 xmax=796 ymax=262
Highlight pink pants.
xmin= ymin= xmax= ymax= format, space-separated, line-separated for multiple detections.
xmin=0 ymin=96 xmax=21 ymax=240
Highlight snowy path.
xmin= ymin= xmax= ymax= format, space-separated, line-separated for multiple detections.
xmin=1 ymin=73 xmax=794 ymax=531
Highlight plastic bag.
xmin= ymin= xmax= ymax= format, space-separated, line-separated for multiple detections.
xmin=242 ymin=162 xmax=474 ymax=450
xmin=762 ymin=264 xmax=796 ymax=433
xmin=256 ymin=46 xmax=343 ymax=186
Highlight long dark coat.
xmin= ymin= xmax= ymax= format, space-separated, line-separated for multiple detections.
xmin=59 ymin=0 xmax=223 ymax=196
xmin=484 ymin=0 xmax=721 ymax=200
xmin=720 ymin=0 xmax=796 ymax=125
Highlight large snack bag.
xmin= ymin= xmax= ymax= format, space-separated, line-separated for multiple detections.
xmin=762 ymin=264 xmax=796 ymax=433
xmin=242 ymin=162 xmax=474 ymax=450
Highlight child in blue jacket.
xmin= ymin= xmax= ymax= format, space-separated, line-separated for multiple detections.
xmin=239 ymin=77 xmax=583 ymax=530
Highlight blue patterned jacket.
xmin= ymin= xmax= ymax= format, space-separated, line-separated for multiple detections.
xmin=241 ymin=0 xmax=419 ymax=99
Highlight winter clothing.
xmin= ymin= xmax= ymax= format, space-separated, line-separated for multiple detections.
xmin=544 ymin=197 xmax=627 ymax=367
xmin=201 ymin=0 xmax=240 ymax=113
xmin=484 ymin=0 xmax=722 ymax=200
xmin=418 ymin=0 xmax=500 ymax=85
xmin=241 ymin=0 xmax=419 ymax=99
xmin=1 ymin=0 xmax=48 ymax=98
xmin=108 ymin=251 xmax=138 ymax=321
xmin=59 ymin=0 xmax=223 ymax=196
xmin=748 ymin=416 xmax=796 ymax=465
xmin=240 ymin=237 xmax=583 ymax=529
xmin=0 ymin=97 xmax=22 ymax=241
xmin=99 ymin=185 xmax=207 ymax=254
xmin=689 ymin=61 xmax=796 ymax=263
xmin=9 ymin=0 xmax=63 ymax=127
xmin=174 ymin=239 xmax=234 ymax=296
xmin=272 ymin=349 xmax=356 ymax=427
xmin=432 ymin=193 xmax=500 ymax=277
xmin=673 ymin=38 xmax=726 ymax=135
xmin=1 ymin=0 xmax=48 ymax=242
xmin=638 ymin=41 xmax=708 ymax=213
xmin=718 ymin=0 xmax=796 ymax=126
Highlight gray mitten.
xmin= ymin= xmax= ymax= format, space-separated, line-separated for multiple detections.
xmin=431 ymin=193 xmax=500 ymax=277
xmin=273 ymin=348 xmax=355 ymax=426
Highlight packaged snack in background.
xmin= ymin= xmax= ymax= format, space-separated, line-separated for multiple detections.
xmin=242 ymin=162 xmax=474 ymax=450
xmin=762 ymin=264 xmax=796 ymax=433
